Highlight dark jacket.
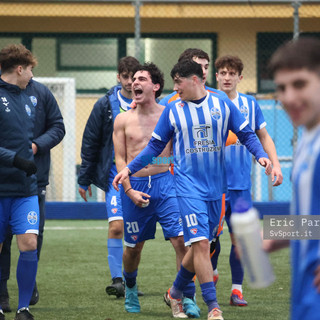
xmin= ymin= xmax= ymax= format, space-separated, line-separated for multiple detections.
xmin=78 ymin=85 xmax=123 ymax=192
xmin=0 ymin=78 xmax=37 ymax=197
xmin=25 ymin=79 xmax=65 ymax=187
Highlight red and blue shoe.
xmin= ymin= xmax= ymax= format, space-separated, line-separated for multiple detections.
xmin=230 ymin=289 xmax=248 ymax=306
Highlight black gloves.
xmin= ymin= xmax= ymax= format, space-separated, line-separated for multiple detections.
xmin=13 ymin=155 xmax=37 ymax=176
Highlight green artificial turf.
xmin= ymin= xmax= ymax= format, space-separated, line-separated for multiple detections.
xmin=6 ymin=220 xmax=290 ymax=320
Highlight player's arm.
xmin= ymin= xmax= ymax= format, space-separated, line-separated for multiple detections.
xmin=113 ymin=114 xmax=150 ymax=207
xmin=0 ymin=146 xmax=16 ymax=166
xmin=0 ymin=147 xmax=36 ymax=176
xmin=236 ymin=125 xmax=272 ymax=175
xmin=78 ymin=100 xmax=105 ymax=201
xmin=256 ymin=128 xmax=283 ymax=186
xmin=263 ymin=239 xmax=289 ymax=253
xmin=32 ymin=87 xmax=65 ymax=154
xmin=313 ymin=265 xmax=320 ymax=293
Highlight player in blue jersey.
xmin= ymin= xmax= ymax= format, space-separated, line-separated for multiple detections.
xmin=210 ymin=55 xmax=283 ymax=306
xmin=160 ymin=48 xmax=227 ymax=318
xmin=78 ymin=56 xmax=142 ymax=298
xmin=160 ymin=48 xmax=226 ymax=107
xmin=264 ymin=37 xmax=320 ymax=320
xmin=0 ymin=44 xmax=38 ymax=320
xmin=113 ymin=59 xmax=272 ymax=320
xmin=113 ymin=62 xmax=188 ymax=316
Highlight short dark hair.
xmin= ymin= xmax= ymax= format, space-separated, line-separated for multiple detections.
xmin=137 ymin=62 xmax=164 ymax=98
xmin=170 ymin=59 xmax=203 ymax=81
xmin=117 ymin=56 xmax=140 ymax=75
xmin=269 ymin=37 xmax=320 ymax=76
xmin=178 ymin=48 xmax=210 ymax=63
xmin=0 ymin=44 xmax=37 ymax=74
xmin=215 ymin=55 xmax=244 ymax=75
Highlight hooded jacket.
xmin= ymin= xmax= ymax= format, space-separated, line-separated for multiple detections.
xmin=78 ymin=85 xmax=123 ymax=192
xmin=25 ymin=79 xmax=65 ymax=188
xmin=0 ymin=78 xmax=37 ymax=197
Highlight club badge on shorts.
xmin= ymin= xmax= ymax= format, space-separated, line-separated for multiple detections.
xmin=27 ymin=211 xmax=38 ymax=225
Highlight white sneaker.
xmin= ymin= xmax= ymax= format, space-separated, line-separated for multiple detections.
xmin=164 ymin=289 xmax=188 ymax=318
xmin=208 ymin=307 xmax=223 ymax=320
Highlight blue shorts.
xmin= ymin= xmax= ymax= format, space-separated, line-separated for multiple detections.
xmin=121 ymin=171 xmax=183 ymax=247
xmin=177 ymin=196 xmax=222 ymax=246
xmin=106 ymin=164 xmax=123 ymax=222
xmin=0 ymin=196 xmax=39 ymax=243
xmin=225 ymin=189 xmax=252 ymax=233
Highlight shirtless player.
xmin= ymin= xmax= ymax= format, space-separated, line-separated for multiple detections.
xmin=113 ymin=62 xmax=189 ymax=317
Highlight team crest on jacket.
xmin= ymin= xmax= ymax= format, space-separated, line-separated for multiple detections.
xmin=27 ymin=211 xmax=38 ymax=225
xmin=25 ymin=104 xmax=31 ymax=116
xmin=111 ymin=208 xmax=117 ymax=214
xmin=190 ymin=228 xmax=198 ymax=235
xmin=131 ymin=235 xmax=138 ymax=241
xmin=29 ymin=96 xmax=37 ymax=107
xmin=210 ymin=107 xmax=221 ymax=120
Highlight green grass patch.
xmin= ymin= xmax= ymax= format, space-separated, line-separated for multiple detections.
xmin=7 ymin=220 xmax=290 ymax=319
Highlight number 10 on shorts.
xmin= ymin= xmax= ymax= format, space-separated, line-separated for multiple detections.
xmin=185 ymin=214 xmax=198 ymax=227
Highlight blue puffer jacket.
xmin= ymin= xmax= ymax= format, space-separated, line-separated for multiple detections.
xmin=78 ymin=85 xmax=123 ymax=192
xmin=0 ymin=78 xmax=37 ymax=197
xmin=25 ymin=79 xmax=65 ymax=188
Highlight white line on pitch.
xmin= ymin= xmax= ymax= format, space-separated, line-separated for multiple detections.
xmin=45 ymin=226 xmax=107 ymax=230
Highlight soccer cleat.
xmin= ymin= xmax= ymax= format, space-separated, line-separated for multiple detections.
xmin=208 ymin=307 xmax=223 ymax=320
xmin=106 ymin=278 xmax=125 ymax=298
xmin=182 ymin=297 xmax=200 ymax=318
xmin=124 ymin=284 xmax=140 ymax=313
xmin=106 ymin=278 xmax=144 ymax=298
xmin=29 ymin=283 xmax=39 ymax=306
xmin=213 ymin=273 xmax=219 ymax=287
xmin=0 ymin=290 xmax=11 ymax=313
xmin=0 ymin=309 xmax=5 ymax=320
xmin=163 ymin=289 xmax=188 ymax=319
xmin=14 ymin=308 xmax=34 ymax=320
xmin=230 ymin=289 xmax=248 ymax=306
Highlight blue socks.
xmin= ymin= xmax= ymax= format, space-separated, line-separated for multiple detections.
xmin=171 ymin=265 xmax=195 ymax=299
xmin=230 ymin=244 xmax=244 ymax=284
xmin=107 ymin=238 xmax=123 ymax=279
xmin=200 ymin=282 xmax=219 ymax=312
xmin=182 ymin=280 xmax=196 ymax=299
xmin=16 ymin=250 xmax=37 ymax=310
xmin=123 ymin=269 xmax=137 ymax=289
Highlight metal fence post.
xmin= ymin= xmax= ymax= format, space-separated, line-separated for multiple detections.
xmin=291 ymin=1 xmax=301 ymax=153
xmin=134 ymin=0 xmax=142 ymax=62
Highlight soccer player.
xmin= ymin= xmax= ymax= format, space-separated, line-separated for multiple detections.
xmin=0 ymin=77 xmax=65 ymax=311
xmin=0 ymin=44 xmax=38 ymax=320
xmin=210 ymin=55 xmax=283 ymax=306
xmin=113 ymin=62 xmax=188 ymax=316
xmin=160 ymin=48 xmax=226 ymax=106
xmin=77 ymin=56 xmax=142 ymax=298
xmin=113 ymin=59 xmax=272 ymax=320
xmin=264 ymin=37 xmax=320 ymax=320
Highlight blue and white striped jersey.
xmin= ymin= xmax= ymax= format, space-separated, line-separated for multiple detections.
xmin=290 ymin=124 xmax=320 ymax=319
xmin=152 ymin=91 xmax=248 ymax=201
xmin=225 ymin=92 xmax=266 ymax=190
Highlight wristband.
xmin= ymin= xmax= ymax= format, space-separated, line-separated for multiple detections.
xmin=125 ymin=187 xmax=132 ymax=194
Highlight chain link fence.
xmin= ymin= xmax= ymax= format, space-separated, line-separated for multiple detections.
xmin=1 ymin=0 xmax=319 ymax=202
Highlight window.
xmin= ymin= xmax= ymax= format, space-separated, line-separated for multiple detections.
xmin=57 ymin=38 xmax=118 ymax=71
